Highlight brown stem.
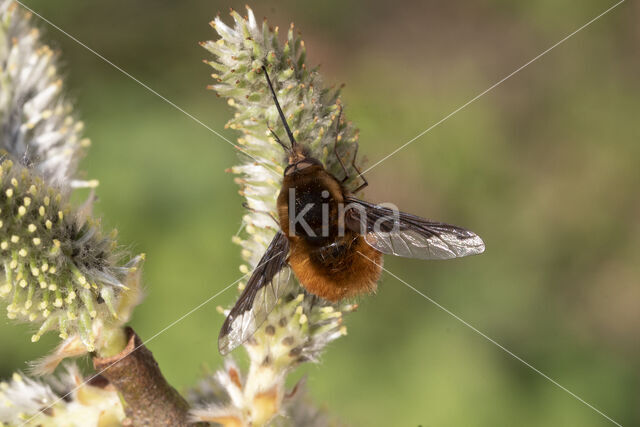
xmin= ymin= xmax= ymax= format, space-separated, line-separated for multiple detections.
xmin=93 ymin=327 xmax=192 ymax=426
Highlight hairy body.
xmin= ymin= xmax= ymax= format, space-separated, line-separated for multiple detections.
xmin=277 ymin=163 xmax=383 ymax=301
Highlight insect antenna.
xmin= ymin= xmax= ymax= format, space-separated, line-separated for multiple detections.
xmin=262 ymin=65 xmax=297 ymax=151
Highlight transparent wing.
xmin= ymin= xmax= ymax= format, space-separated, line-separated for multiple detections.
xmin=218 ymin=231 xmax=292 ymax=355
xmin=345 ymin=197 xmax=485 ymax=260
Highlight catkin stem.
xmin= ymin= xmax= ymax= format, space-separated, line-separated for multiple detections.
xmin=92 ymin=327 xmax=193 ymax=426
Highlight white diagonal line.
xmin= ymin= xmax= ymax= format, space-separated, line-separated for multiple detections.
xmin=20 ymin=275 xmax=240 ymax=425
xmin=356 ymin=250 xmax=623 ymax=426
xmin=14 ymin=0 xmax=279 ymax=175
xmin=362 ymin=0 xmax=625 ymax=175
xmin=20 ymin=246 xmax=286 ymax=426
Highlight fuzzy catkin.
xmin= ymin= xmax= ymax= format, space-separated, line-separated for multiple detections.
xmin=0 ymin=158 xmax=140 ymax=350
xmin=0 ymin=0 xmax=143 ymax=359
xmin=0 ymin=0 xmax=92 ymax=189
xmin=204 ymin=7 xmax=362 ymax=306
xmin=0 ymin=365 xmax=125 ymax=426
xmin=191 ymin=6 xmax=361 ymax=425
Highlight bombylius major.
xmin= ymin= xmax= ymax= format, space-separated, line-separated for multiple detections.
xmin=218 ymin=66 xmax=485 ymax=354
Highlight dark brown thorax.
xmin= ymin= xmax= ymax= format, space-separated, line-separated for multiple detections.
xmin=277 ymin=157 xmax=345 ymax=247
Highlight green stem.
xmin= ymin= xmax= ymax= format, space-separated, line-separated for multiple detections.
xmin=93 ymin=327 xmax=195 ymax=426
xmin=97 ymin=325 xmax=128 ymax=358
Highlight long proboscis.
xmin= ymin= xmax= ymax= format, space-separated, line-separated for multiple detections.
xmin=262 ymin=65 xmax=297 ymax=151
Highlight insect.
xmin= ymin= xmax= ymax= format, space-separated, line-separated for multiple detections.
xmin=218 ymin=66 xmax=485 ymax=354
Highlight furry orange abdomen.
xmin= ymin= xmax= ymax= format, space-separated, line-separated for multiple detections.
xmin=287 ymin=235 xmax=383 ymax=302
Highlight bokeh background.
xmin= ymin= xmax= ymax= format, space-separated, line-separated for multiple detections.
xmin=1 ymin=1 xmax=639 ymax=425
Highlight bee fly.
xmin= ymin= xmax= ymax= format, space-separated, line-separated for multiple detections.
xmin=219 ymin=66 xmax=485 ymax=354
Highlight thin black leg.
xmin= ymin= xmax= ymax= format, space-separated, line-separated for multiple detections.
xmin=350 ymin=142 xmax=368 ymax=193
xmin=332 ymin=106 xmax=350 ymax=182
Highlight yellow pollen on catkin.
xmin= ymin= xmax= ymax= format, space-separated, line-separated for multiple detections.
xmin=28 ymin=224 xmax=36 ymax=233
xmin=32 ymin=237 xmax=41 ymax=246
xmin=17 ymin=206 xmax=26 ymax=216
xmin=10 ymin=178 xmax=17 ymax=187
xmin=10 ymin=235 xmax=19 ymax=243
xmin=23 ymin=197 xmax=31 ymax=207
xmin=39 ymin=206 xmax=45 ymax=216
xmin=5 ymin=188 xmax=13 ymax=198
xmin=44 ymin=196 xmax=50 ymax=206
xmin=18 ymin=249 xmax=27 ymax=257
xmin=45 ymin=220 xmax=52 ymax=229
xmin=58 ymin=211 xmax=63 ymax=220
xmin=0 ymin=242 xmax=7 ymax=250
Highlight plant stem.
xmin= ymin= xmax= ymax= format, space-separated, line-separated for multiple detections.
xmin=92 ymin=327 xmax=192 ymax=426
xmin=97 ymin=326 xmax=128 ymax=358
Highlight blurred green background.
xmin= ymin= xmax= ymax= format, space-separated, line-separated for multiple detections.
xmin=2 ymin=0 xmax=639 ymax=425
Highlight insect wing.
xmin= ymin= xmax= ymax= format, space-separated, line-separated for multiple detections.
xmin=345 ymin=197 xmax=485 ymax=260
xmin=218 ymin=231 xmax=292 ymax=355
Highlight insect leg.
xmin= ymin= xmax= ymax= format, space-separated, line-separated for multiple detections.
xmin=332 ymin=106 xmax=350 ymax=183
xmin=349 ymin=142 xmax=368 ymax=193
xmin=307 ymin=293 xmax=321 ymax=309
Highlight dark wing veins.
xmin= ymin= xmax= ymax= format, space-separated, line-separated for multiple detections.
xmin=344 ymin=197 xmax=485 ymax=260
xmin=218 ymin=231 xmax=291 ymax=354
